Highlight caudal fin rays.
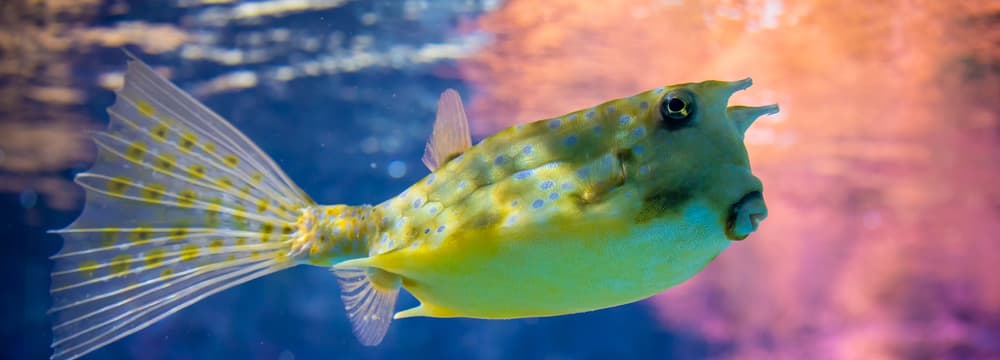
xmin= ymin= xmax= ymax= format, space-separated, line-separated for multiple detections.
xmin=49 ymin=56 xmax=312 ymax=360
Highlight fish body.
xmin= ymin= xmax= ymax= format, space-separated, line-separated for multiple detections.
xmin=49 ymin=57 xmax=776 ymax=359
xmin=345 ymin=82 xmax=769 ymax=319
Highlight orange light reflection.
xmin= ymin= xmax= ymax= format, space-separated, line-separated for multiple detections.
xmin=461 ymin=0 xmax=1000 ymax=357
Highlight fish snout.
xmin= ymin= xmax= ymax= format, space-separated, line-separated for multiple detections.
xmin=726 ymin=191 xmax=767 ymax=240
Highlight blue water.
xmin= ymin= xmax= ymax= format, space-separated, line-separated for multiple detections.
xmin=1 ymin=1 xmax=719 ymax=359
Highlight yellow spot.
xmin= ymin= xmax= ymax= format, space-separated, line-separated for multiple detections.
xmin=274 ymin=252 xmax=288 ymax=261
xmin=142 ymin=183 xmax=167 ymax=201
xmin=100 ymin=230 xmax=118 ymax=247
xmin=79 ymin=260 xmax=100 ymax=278
xmin=108 ymin=176 xmax=131 ymax=195
xmin=154 ymin=153 xmax=176 ymax=172
xmin=170 ymin=227 xmax=188 ymax=239
xmin=205 ymin=197 xmax=222 ymax=227
xmin=125 ymin=141 xmax=147 ymax=162
xmin=235 ymin=237 xmax=247 ymax=246
xmin=151 ymin=123 xmax=169 ymax=142
xmin=223 ymin=154 xmax=240 ymax=167
xmin=203 ymin=142 xmax=216 ymax=154
xmin=136 ymin=100 xmax=156 ymax=117
xmin=226 ymin=255 xmax=236 ymax=261
xmin=145 ymin=249 xmax=166 ymax=267
xmin=233 ymin=204 xmax=249 ymax=230
xmin=309 ymin=244 xmax=319 ymax=255
xmin=179 ymin=132 xmax=197 ymax=153
xmin=160 ymin=268 xmax=174 ymax=278
xmin=260 ymin=222 xmax=273 ymax=242
xmin=256 ymin=199 xmax=269 ymax=213
xmin=217 ymin=177 xmax=233 ymax=189
xmin=178 ymin=189 xmax=197 ymax=207
xmin=110 ymin=254 xmax=133 ymax=276
xmin=130 ymin=227 xmax=152 ymax=243
xmin=180 ymin=245 xmax=200 ymax=262
xmin=209 ymin=239 xmax=224 ymax=253
xmin=188 ymin=164 xmax=206 ymax=179
xmin=239 ymin=186 xmax=252 ymax=198
xmin=251 ymin=172 xmax=264 ymax=184
xmin=281 ymin=224 xmax=294 ymax=235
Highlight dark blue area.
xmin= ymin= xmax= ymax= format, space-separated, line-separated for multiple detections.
xmin=0 ymin=1 xmax=721 ymax=359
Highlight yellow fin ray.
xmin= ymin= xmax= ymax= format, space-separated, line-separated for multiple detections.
xmin=49 ymin=56 xmax=313 ymax=360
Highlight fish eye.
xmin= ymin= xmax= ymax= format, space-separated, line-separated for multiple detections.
xmin=659 ymin=90 xmax=695 ymax=129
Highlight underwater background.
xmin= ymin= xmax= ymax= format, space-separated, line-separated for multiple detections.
xmin=1 ymin=0 xmax=998 ymax=359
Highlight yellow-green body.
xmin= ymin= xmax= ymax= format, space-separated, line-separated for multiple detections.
xmin=318 ymin=80 xmax=770 ymax=319
xmin=50 ymin=55 xmax=776 ymax=359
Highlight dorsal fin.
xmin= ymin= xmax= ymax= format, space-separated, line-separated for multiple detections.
xmin=421 ymin=89 xmax=471 ymax=171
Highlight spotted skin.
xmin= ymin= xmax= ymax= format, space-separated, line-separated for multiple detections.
xmin=329 ymin=80 xmax=774 ymax=319
xmin=49 ymin=55 xmax=776 ymax=359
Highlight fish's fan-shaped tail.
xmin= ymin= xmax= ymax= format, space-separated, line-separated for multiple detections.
xmin=49 ymin=57 xmax=314 ymax=360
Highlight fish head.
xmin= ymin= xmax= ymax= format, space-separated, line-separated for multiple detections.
xmin=625 ymin=79 xmax=777 ymax=240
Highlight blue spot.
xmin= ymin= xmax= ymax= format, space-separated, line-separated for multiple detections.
xmin=561 ymin=183 xmax=573 ymax=190
xmin=567 ymin=114 xmax=577 ymax=120
xmin=429 ymin=206 xmax=438 ymax=214
xmin=654 ymin=86 xmax=665 ymax=94
xmin=639 ymin=101 xmax=649 ymax=109
xmin=458 ymin=180 xmax=468 ymax=189
xmin=532 ymin=199 xmax=544 ymax=209
xmin=593 ymin=125 xmax=602 ymax=134
xmin=494 ymin=155 xmax=505 ymax=165
xmin=607 ymin=105 xmax=616 ymax=113
xmin=639 ymin=165 xmax=650 ymax=175
xmin=633 ymin=145 xmax=645 ymax=155
xmin=514 ymin=170 xmax=533 ymax=180
xmin=507 ymin=215 xmax=518 ymax=225
xmin=549 ymin=192 xmax=559 ymax=200
xmin=412 ymin=198 xmax=422 ymax=208
xmin=511 ymin=200 xmax=519 ymax=206
xmin=426 ymin=174 xmax=435 ymax=185
xmin=540 ymin=180 xmax=554 ymax=190
xmin=586 ymin=109 xmax=596 ymax=119
xmin=515 ymin=124 xmax=525 ymax=131
xmin=437 ymin=225 xmax=445 ymax=233
xmin=523 ymin=145 xmax=533 ymax=154
xmin=543 ymin=162 xmax=560 ymax=169
xmin=576 ymin=168 xmax=591 ymax=178
xmin=620 ymin=115 xmax=631 ymax=125
xmin=424 ymin=228 xmax=430 ymax=234
xmin=549 ymin=119 xmax=561 ymax=128
xmin=563 ymin=135 xmax=578 ymax=146
xmin=633 ymin=127 xmax=646 ymax=137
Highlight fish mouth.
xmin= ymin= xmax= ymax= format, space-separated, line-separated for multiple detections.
xmin=725 ymin=191 xmax=767 ymax=240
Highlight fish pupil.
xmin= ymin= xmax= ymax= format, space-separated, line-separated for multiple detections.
xmin=667 ymin=98 xmax=685 ymax=112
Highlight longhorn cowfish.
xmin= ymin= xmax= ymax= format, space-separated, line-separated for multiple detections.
xmin=49 ymin=56 xmax=778 ymax=359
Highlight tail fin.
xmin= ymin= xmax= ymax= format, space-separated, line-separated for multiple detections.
xmin=49 ymin=56 xmax=314 ymax=360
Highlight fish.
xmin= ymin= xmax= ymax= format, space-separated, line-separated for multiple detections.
xmin=48 ymin=55 xmax=778 ymax=359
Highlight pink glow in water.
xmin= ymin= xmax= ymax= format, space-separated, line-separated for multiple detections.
xmin=461 ymin=0 xmax=999 ymax=357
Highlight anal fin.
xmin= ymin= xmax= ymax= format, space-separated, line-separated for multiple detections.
xmin=332 ymin=266 xmax=401 ymax=346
